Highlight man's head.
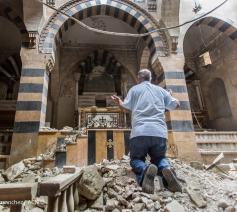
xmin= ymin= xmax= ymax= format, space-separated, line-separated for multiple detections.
xmin=137 ymin=69 xmax=152 ymax=83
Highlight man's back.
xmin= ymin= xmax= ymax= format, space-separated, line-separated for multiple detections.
xmin=112 ymin=69 xmax=182 ymax=194
xmin=122 ymin=81 xmax=178 ymax=139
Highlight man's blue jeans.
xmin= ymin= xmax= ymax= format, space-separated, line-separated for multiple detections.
xmin=129 ymin=136 xmax=171 ymax=185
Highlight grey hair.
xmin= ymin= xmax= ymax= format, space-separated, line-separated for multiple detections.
xmin=138 ymin=69 xmax=152 ymax=82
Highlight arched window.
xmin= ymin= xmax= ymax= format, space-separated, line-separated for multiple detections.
xmin=208 ymin=78 xmax=232 ymax=119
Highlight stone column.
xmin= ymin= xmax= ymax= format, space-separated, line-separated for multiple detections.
xmin=121 ymin=72 xmax=129 ymax=127
xmin=153 ymin=54 xmax=201 ymax=161
xmin=121 ymin=72 xmax=128 ymax=98
xmin=10 ymin=48 xmax=49 ymax=165
xmin=74 ymin=72 xmax=81 ymax=128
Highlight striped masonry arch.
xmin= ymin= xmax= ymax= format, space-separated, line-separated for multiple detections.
xmin=152 ymin=16 xmax=237 ymax=133
xmin=195 ymin=16 xmax=237 ymax=41
xmin=39 ymin=0 xmax=169 ymax=61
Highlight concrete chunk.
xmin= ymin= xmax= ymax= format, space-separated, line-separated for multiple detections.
xmin=165 ymin=200 xmax=185 ymax=212
xmin=186 ymin=188 xmax=207 ymax=208
xmin=78 ymin=165 xmax=105 ymax=200
xmin=4 ymin=161 xmax=25 ymax=181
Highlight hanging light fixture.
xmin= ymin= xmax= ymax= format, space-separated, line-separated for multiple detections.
xmin=193 ymin=0 xmax=202 ymax=13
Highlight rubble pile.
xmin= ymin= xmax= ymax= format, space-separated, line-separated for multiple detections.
xmin=0 ymin=157 xmax=62 ymax=184
xmin=0 ymin=156 xmax=236 ymax=211
xmin=77 ymin=157 xmax=237 ymax=212
xmin=40 ymin=125 xmax=87 ymax=136
xmin=64 ymin=133 xmax=78 ymax=144
xmin=0 ymin=157 xmax=62 ymax=211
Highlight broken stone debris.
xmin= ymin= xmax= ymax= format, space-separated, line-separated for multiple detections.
xmin=1 ymin=156 xmax=237 ymax=211
xmin=64 ymin=133 xmax=78 ymax=144
xmin=78 ymin=165 xmax=105 ymax=200
xmin=74 ymin=157 xmax=237 ymax=211
xmin=190 ymin=161 xmax=203 ymax=170
xmin=0 ymin=156 xmax=62 ymax=212
xmin=218 ymin=201 xmax=229 ymax=210
xmin=61 ymin=126 xmax=74 ymax=131
xmin=40 ymin=126 xmax=57 ymax=131
xmin=4 ymin=160 xmax=25 ymax=181
xmin=164 ymin=200 xmax=185 ymax=212
xmin=1 ymin=156 xmax=62 ymax=183
xmin=186 ymin=187 xmax=207 ymax=208
xmin=40 ymin=125 xmax=87 ymax=136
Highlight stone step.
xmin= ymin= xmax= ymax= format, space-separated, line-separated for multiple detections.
xmin=199 ymin=150 xmax=237 ymax=155
xmin=196 ymin=140 xmax=237 ymax=144
xmin=197 ymin=144 xmax=237 ymax=152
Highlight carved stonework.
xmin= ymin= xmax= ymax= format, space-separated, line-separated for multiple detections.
xmin=38 ymin=0 xmax=169 ymax=55
xmin=80 ymin=107 xmax=126 ymax=129
xmin=46 ymin=56 xmax=55 ymax=73
xmin=86 ymin=113 xmax=119 ymax=128
xmin=28 ymin=32 xmax=37 ymax=49
xmin=147 ymin=0 xmax=157 ymax=12
xmin=46 ymin=0 xmax=55 ymax=6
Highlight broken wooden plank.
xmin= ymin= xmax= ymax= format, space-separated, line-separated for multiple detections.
xmin=205 ymin=152 xmax=224 ymax=170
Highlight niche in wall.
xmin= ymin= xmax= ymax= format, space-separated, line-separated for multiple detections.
xmin=208 ymin=78 xmax=232 ymax=120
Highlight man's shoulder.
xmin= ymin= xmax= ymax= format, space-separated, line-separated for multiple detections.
xmin=148 ymin=83 xmax=164 ymax=91
xmin=130 ymin=82 xmax=164 ymax=92
xmin=130 ymin=83 xmax=142 ymax=91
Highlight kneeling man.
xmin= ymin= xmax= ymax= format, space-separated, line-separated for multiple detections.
xmin=111 ymin=69 xmax=182 ymax=194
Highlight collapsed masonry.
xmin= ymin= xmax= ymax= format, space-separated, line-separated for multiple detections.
xmin=0 ymin=154 xmax=236 ymax=212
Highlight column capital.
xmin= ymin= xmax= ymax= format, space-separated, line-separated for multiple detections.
xmin=159 ymin=54 xmax=185 ymax=71
xmin=20 ymin=48 xmax=48 ymax=69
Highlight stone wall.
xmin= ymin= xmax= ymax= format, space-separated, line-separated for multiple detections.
xmin=51 ymin=46 xmax=138 ymax=129
xmin=196 ymin=37 xmax=237 ymax=130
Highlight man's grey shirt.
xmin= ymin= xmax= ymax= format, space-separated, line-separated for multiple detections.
xmin=122 ymin=81 xmax=178 ymax=139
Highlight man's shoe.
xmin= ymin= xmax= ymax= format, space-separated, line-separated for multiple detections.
xmin=162 ymin=167 xmax=182 ymax=192
xmin=142 ymin=164 xmax=158 ymax=194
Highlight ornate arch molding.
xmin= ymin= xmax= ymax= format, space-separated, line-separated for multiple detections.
xmin=46 ymin=56 xmax=55 ymax=74
xmin=193 ymin=16 xmax=237 ymax=41
xmin=64 ymin=49 xmax=137 ymax=82
xmin=184 ymin=16 xmax=237 ymax=70
xmin=39 ymin=0 xmax=169 ymax=62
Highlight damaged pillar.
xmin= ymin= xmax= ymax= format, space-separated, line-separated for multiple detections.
xmin=74 ymin=72 xmax=81 ymax=128
xmin=153 ymin=54 xmax=201 ymax=161
xmin=10 ymin=48 xmax=48 ymax=165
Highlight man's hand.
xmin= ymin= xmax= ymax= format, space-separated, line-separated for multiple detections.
xmin=111 ymin=95 xmax=130 ymax=112
xmin=168 ymin=89 xmax=180 ymax=109
xmin=111 ymin=95 xmax=122 ymax=105
xmin=176 ymin=100 xmax=180 ymax=109
xmin=167 ymin=89 xmax=173 ymax=96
